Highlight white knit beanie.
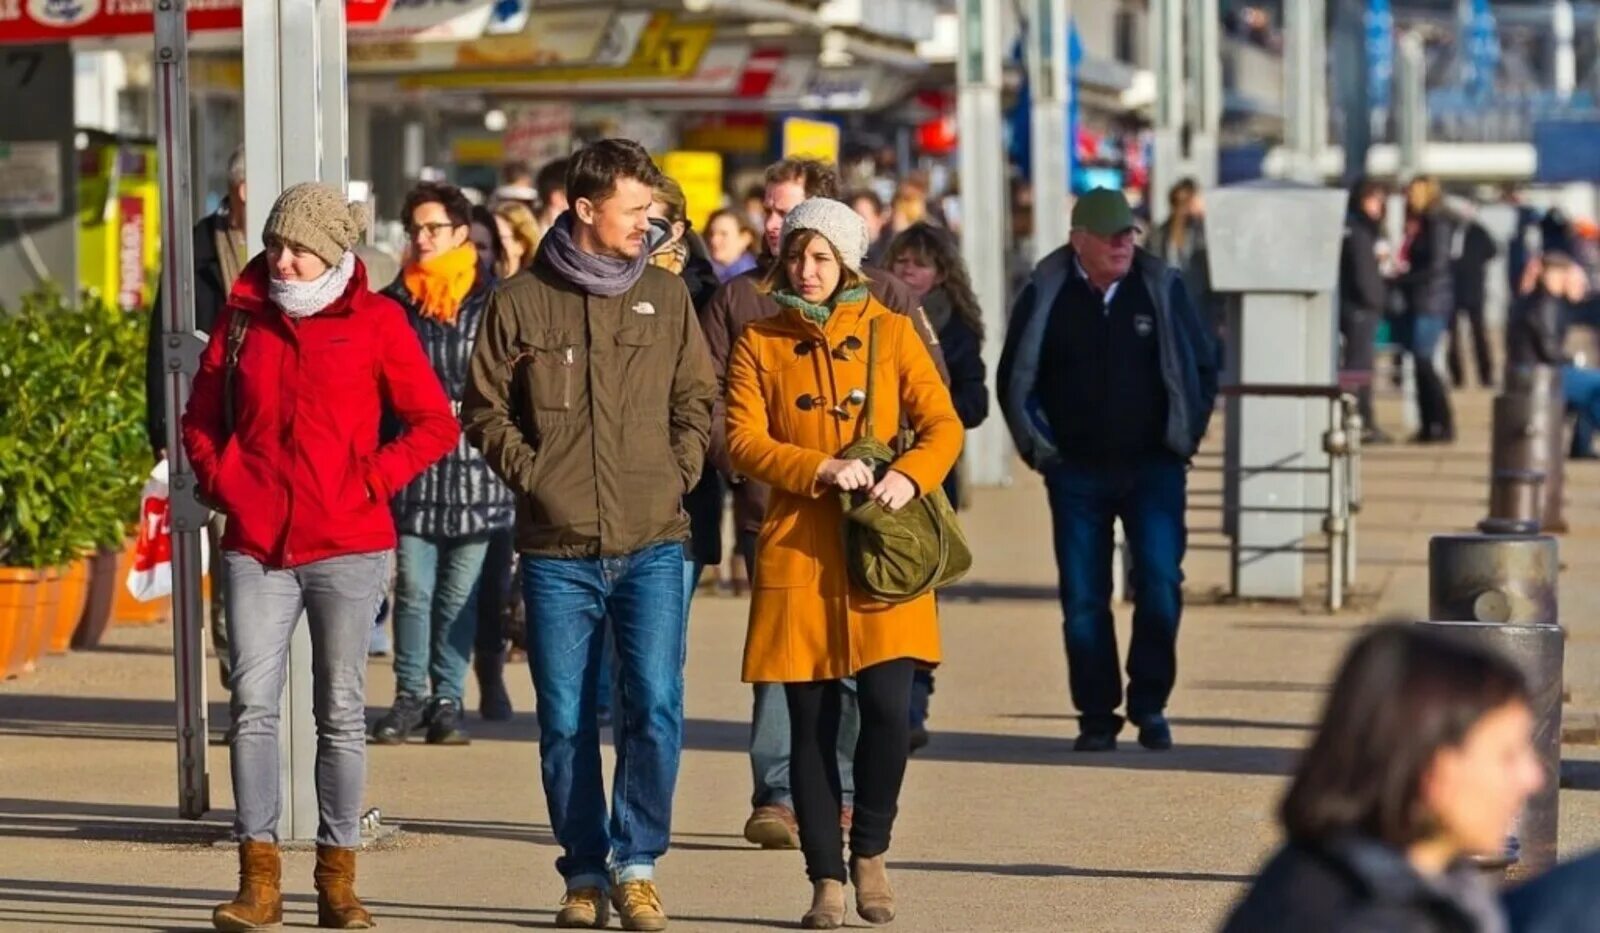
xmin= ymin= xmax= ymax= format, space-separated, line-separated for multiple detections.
xmin=780 ymin=198 xmax=870 ymax=274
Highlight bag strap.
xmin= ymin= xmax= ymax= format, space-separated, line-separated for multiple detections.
xmin=862 ymin=317 xmax=879 ymax=441
xmin=222 ymin=310 xmax=249 ymax=437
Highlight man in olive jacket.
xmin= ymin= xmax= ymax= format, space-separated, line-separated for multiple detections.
xmin=462 ymin=139 xmax=716 ymax=931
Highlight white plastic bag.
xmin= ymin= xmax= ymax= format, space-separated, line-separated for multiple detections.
xmin=125 ymin=460 xmax=209 ymax=602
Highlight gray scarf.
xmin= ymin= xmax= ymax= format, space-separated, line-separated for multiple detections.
xmin=538 ymin=211 xmax=648 ymax=297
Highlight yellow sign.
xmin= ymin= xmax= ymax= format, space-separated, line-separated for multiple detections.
xmin=658 ymin=151 xmax=723 ymax=234
xmin=405 ymin=14 xmax=713 ymax=90
xmin=781 ymin=118 xmax=841 ymax=164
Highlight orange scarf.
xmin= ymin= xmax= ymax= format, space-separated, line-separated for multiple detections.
xmin=403 ymin=244 xmax=478 ymax=324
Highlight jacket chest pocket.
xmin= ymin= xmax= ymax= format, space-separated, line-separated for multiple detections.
xmin=515 ymin=330 xmax=578 ymax=421
xmin=615 ymin=323 xmax=668 ymax=419
xmin=303 ymin=338 xmax=374 ymax=390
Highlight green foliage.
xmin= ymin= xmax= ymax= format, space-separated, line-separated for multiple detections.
xmin=0 ymin=285 xmax=149 ymax=567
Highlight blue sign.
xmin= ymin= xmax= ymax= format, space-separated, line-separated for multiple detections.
xmin=1461 ymin=0 xmax=1500 ymax=101
xmin=1366 ymin=0 xmax=1394 ymax=110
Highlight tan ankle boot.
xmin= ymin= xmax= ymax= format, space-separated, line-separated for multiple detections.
xmin=213 ymin=840 xmax=282 ymax=931
xmin=850 ymin=854 xmax=895 ymax=924
xmin=801 ymin=879 xmax=846 ymax=929
xmin=313 ymin=845 xmax=374 ymax=929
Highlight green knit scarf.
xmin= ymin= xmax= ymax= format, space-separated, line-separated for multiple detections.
xmin=772 ymin=284 xmax=870 ymax=325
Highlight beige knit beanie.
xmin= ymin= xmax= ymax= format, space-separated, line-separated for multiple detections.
xmin=263 ymin=182 xmax=368 ymax=267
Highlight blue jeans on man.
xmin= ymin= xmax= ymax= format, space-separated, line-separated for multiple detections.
xmin=1564 ymin=365 xmax=1600 ymax=458
xmin=393 ymin=533 xmax=491 ymax=704
xmin=521 ymin=541 xmax=686 ymax=891
xmin=1045 ymin=458 xmax=1187 ymax=736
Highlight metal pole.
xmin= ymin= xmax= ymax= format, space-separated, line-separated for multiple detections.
xmin=1283 ymin=0 xmax=1323 ymax=181
xmin=1186 ymin=0 xmax=1222 ymax=187
xmin=154 ymin=0 xmax=211 ymax=821
xmin=242 ymin=0 xmax=347 ymax=843
xmin=1028 ymin=0 xmax=1070 ymax=264
xmin=958 ymin=0 xmax=1011 ymax=487
xmin=1554 ymin=0 xmax=1577 ymax=102
xmin=1396 ymin=30 xmax=1426 ymax=178
xmin=1334 ymin=0 xmax=1371 ymax=185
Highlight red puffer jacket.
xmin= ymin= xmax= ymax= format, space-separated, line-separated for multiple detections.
xmin=182 ymin=255 xmax=458 ymax=569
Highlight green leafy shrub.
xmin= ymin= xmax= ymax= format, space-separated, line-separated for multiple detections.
xmin=0 ymin=285 xmax=149 ymax=568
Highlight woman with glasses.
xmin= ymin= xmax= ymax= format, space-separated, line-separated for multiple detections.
xmin=725 ymin=197 xmax=962 ymax=928
xmin=369 ymin=182 xmax=516 ymax=747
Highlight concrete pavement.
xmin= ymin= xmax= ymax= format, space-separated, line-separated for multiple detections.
xmin=3 ymin=384 xmax=1600 ymax=932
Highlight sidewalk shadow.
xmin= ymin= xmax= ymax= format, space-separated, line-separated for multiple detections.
xmin=399 ymin=815 xmax=748 ymax=853
xmin=892 ymin=860 xmax=1252 ymax=884
xmin=0 ymin=694 xmax=230 ymax=743
xmin=0 ymin=797 xmax=227 ymax=845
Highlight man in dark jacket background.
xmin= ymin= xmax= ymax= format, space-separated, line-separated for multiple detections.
xmin=145 ymin=144 xmax=247 ymax=690
xmin=998 ymin=188 xmax=1217 ymax=753
xmin=1507 ymin=253 xmax=1600 ymax=458
xmin=462 ymin=139 xmax=715 ymax=931
xmin=698 ymin=156 xmax=949 ymax=851
xmin=1340 ymin=178 xmax=1392 ymax=444
xmin=1448 ymin=201 xmax=1500 ymax=389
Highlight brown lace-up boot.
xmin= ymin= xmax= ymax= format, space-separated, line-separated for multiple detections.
xmin=212 ymin=840 xmax=282 ymax=931
xmin=313 ymin=845 xmax=374 ymax=929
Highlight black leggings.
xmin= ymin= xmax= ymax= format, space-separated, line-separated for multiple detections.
xmin=786 ymin=658 xmax=915 ymax=883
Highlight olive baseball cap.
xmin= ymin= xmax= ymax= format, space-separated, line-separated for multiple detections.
xmin=1071 ymin=188 xmax=1139 ymax=236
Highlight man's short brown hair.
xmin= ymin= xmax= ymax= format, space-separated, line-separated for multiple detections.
xmin=764 ymin=158 xmax=841 ymax=200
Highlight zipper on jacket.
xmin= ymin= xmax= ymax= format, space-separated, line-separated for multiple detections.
xmin=559 ymin=345 xmax=573 ymax=411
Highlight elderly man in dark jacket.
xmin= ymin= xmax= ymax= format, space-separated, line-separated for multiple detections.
xmin=999 ymin=188 xmax=1217 ymax=753
xmin=1341 ymin=178 xmax=1393 ymax=444
xmin=698 ymin=156 xmax=949 ymax=851
xmin=145 ymin=145 xmax=247 ymax=689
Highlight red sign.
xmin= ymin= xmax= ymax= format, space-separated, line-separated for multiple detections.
xmin=116 ymin=194 xmax=144 ymax=312
xmin=0 ymin=0 xmax=389 ymax=44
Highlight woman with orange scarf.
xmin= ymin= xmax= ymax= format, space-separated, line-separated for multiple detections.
xmin=369 ymin=182 xmax=516 ymax=748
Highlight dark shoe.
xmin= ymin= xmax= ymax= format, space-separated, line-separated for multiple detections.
xmin=849 ymin=854 xmax=895 ymax=925
xmin=425 ymin=697 xmax=471 ymax=745
xmin=1073 ymin=731 xmax=1118 ymax=752
xmin=1361 ymin=427 xmax=1393 ymax=446
xmin=212 ymin=840 xmax=282 ymax=931
xmin=475 ymin=653 xmax=513 ymax=722
xmin=1136 ymin=715 xmax=1174 ymax=751
xmin=743 ymin=803 xmax=800 ymax=849
xmin=556 ymin=887 xmax=610 ymax=928
xmin=908 ymin=725 xmax=929 ymax=753
xmin=370 ymin=694 xmax=427 ymax=745
xmin=596 ymin=707 xmax=613 ymax=729
xmin=313 ymin=845 xmax=373 ymax=929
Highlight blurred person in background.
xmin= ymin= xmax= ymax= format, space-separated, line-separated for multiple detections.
xmin=848 ymin=189 xmax=890 ymax=265
xmin=1503 ymin=185 xmax=1543 ymax=303
xmin=494 ymin=159 xmax=538 ymax=210
xmin=884 ymin=222 xmax=990 ymax=754
xmin=1392 ymin=176 xmax=1457 ymax=444
xmin=700 ymin=156 xmax=948 ymax=851
xmin=146 ymin=143 xmax=247 ymax=695
xmin=369 ymin=183 xmax=515 ymax=747
xmin=1341 ymin=178 xmax=1394 ymax=444
xmin=1506 ymin=253 xmax=1600 ymax=461
xmin=1447 ymin=198 xmax=1499 ymax=390
xmin=1151 ymin=179 xmax=1221 ymax=343
xmin=704 ymin=207 xmax=759 ymax=283
xmin=494 ymin=201 xmax=542 ymax=279
xmin=1221 ymin=623 xmax=1543 ymax=933
xmin=742 ymin=183 xmax=767 ymax=232
xmin=183 ymin=183 xmax=457 ymax=932
xmin=535 ymin=157 xmax=570 ymax=232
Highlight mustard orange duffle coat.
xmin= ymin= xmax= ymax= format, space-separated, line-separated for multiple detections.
xmin=726 ymin=292 xmax=964 ymax=683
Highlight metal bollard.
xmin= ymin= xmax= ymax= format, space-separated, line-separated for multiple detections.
xmin=1503 ymin=364 xmax=1567 ymax=534
xmin=1425 ymin=534 xmax=1563 ymax=881
xmin=1481 ymin=379 xmax=1555 ymax=535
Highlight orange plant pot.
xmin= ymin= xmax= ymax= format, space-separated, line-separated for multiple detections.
xmin=23 ymin=569 xmax=63 ymax=674
xmin=48 ymin=558 xmax=91 ymax=654
xmin=113 ymin=538 xmax=168 ymax=626
xmin=0 ymin=569 xmax=41 ymax=679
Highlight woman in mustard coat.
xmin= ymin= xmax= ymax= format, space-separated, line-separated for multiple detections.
xmin=725 ymin=198 xmax=963 ymax=928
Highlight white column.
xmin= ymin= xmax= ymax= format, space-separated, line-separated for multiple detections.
xmin=243 ymin=0 xmax=350 ymax=842
xmin=958 ymin=0 xmax=1011 ymax=487
xmin=1187 ymin=0 xmax=1222 ymax=187
xmin=1028 ymin=0 xmax=1070 ymax=264
xmin=1283 ymin=0 xmax=1326 ymax=182
xmin=1554 ymin=0 xmax=1576 ymax=102
xmin=1148 ymin=0 xmax=1185 ymax=225
xmin=1396 ymin=30 xmax=1426 ymax=178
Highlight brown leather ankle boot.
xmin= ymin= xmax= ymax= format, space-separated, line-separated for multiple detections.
xmin=313 ymin=845 xmax=374 ymax=929
xmin=212 ymin=840 xmax=282 ymax=931
xmin=850 ymin=854 xmax=896 ymax=924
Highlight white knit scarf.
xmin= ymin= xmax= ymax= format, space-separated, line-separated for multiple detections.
xmin=270 ymin=251 xmax=356 ymax=318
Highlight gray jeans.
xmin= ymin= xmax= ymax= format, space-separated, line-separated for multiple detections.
xmin=224 ymin=550 xmax=390 ymax=847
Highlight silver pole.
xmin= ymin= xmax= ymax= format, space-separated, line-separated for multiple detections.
xmin=1555 ymin=0 xmax=1576 ymax=102
xmin=154 ymin=0 xmax=211 ymax=822
xmin=1148 ymin=0 xmax=1185 ymax=226
xmin=1028 ymin=0 xmax=1070 ymax=264
xmin=243 ymin=0 xmax=347 ymax=843
xmin=1187 ymin=0 xmax=1222 ymax=187
xmin=1284 ymin=0 xmax=1322 ymax=181
xmin=958 ymin=0 xmax=1011 ymax=487
xmin=1397 ymin=30 xmax=1427 ymax=178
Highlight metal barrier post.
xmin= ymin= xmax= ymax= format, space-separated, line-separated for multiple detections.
xmin=1424 ymin=534 xmax=1562 ymax=881
xmin=1483 ymin=365 xmax=1560 ymax=535
xmin=1323 ymin=396 xmax=1347 ymax=611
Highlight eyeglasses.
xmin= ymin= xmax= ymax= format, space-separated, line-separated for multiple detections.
xmin=406 ymin=221 xmax=462 ymax=240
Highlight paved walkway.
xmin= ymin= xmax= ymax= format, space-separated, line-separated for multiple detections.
xmin=4 ymin=386 xmax=1600 ymax=932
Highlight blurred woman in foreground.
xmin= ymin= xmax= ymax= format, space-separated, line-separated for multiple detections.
xmin=1222 ymin=623 xmax=1543 ymax=933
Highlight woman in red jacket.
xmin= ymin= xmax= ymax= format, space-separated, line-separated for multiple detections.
xmin=182 ymin=182 xmax=458 ymax=932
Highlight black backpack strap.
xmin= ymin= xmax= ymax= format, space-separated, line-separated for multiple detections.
xmin=222 ymin=310 xmax=249 ymax=437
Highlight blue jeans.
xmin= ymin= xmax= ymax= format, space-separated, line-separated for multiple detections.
xmin=1564 ymin=365 xmax=1600 ymax=457
xmin=392 ymin=533 xmax=491 ymax=704
xmin=1044 ymin=458 xmax=1187 ymax=734
xmin=593 ymin=558 xmax=700 ymax=718
xmin=522 ymin=541 xmax=686 ymax=890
